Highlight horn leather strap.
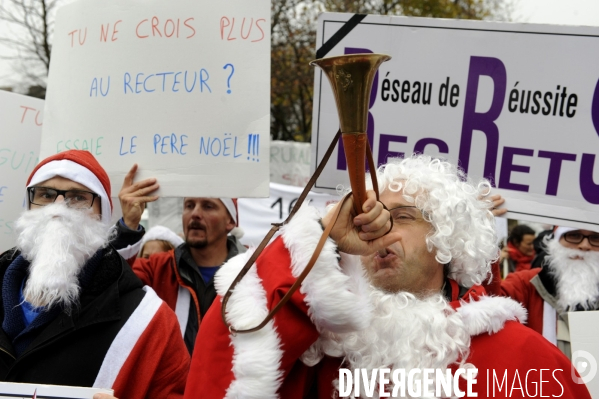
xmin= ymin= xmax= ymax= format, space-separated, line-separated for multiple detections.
xmin=222 ymin=130 xmax=386 ymax=334
xmin=226 ymin=192 xmax=351 ymax=334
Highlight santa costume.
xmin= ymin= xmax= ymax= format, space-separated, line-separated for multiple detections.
xmin=184 ymin=205 xmax=590 ymax=398
xmin=185 ymin=156 xmax=590 ymax=399
xmin=0 ymin=150 xmax=189 ymax=398
xmin=490 ymin=227 xmax=599 ymax=358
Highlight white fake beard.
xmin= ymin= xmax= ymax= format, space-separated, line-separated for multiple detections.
xmin=15 ymin=203 xmax=112 ymax=309
xmin=326 ymin=290 xmax=472 ymax=398
xmin=546 ymin=239 xmax=599 ymax=311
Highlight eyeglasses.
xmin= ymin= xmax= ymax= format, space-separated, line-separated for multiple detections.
xmin=562 ymin=231 xmax=599 ymax=247
xmin=388 ymin=205 xmax=425 ymax=224
xmin=27 ymin=186 xmax=100 ymax=209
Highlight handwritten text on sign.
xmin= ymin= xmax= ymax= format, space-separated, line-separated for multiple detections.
xmin=43 ymin=0 xmax=270 ymax=198
xmin=0 ymin=90 xmax=43 ymax=252
xmin=311 ymin=14 xmax=599 ymax=230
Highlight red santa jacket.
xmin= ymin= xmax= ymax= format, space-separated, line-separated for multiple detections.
xmin=0 ymin=247 xmax=189 ymax=399
xmin=486 ymin=262 xmax=547 ymax=335
xmin=184 ymin=206 xmax=590 ymax=399
xmin=96 ymin=287 xmax=190 ymax=398
xmin=498 ymin=268 xmax=545 ymax=334
xmin=132 ymin=250 xmax=200 ymax=337
xmin=448 ymin=287 xmax=586 ymax=398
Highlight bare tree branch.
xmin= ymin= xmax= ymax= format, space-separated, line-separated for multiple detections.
xmin=0 ymin=0 xmax=57 ymax=96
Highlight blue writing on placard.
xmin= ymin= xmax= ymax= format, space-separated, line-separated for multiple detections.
xmin=199 ymin=133 xmax=243 ymax=158
xmin=90 ymin=76 xmax=111 ymax=97
xmin=124 ymin=70 xmax=211 ymax=94
xmin=153 ymin=134 xmax=188 ymax=155
xmin=120 ymin=136 xmax=138 ymax=156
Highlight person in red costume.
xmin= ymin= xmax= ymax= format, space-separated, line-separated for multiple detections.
xmin=490 ymin=226 xmax=599 ymax=359
xmin=112 ymin=165 xmax=247 ymax=355
xmin=502 ymin=224 xmax=536 ymax=274
xmin=182 ymin=155 xmax=591 ymax=399
xmin=0 ymin=150 xmax=189 ymax=399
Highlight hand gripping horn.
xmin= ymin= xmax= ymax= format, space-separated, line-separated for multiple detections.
xmin=221 ymin=53 xmax=391 ymax=334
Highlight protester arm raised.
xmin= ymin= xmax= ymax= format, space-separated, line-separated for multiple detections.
xmin=118 ymin=164 xmax=160 ymax=230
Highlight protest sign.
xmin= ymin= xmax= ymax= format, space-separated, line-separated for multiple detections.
xmin=311 ymin=13 xmax=599 ymax=230
xmin=0 ymin=90 xmax=43 ymax=252
xmin=43 ymin=0 xmax=270 ymax=198
xmin=0 ymin=381 xmax=112 ymax=398
xmin=270 ymin=141 xmax=311 ymax=187
xmin=238 ymin=182 xmax=339 ymax=247
xmin=569 ymin=311 xmax=599 ymax=397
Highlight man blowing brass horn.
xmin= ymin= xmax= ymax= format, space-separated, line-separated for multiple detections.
xmin=179 ymin=55 xmax=590 ymax=398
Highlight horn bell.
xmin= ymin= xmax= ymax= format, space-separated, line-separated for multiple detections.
xmin=311 ymin=53 xmax=391 ymax=214
xmin=310 ymin=53 xmax=391 ymax=134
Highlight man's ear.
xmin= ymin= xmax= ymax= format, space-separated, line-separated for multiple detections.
xmin=225 ymin=216 xmax=236 ymax=233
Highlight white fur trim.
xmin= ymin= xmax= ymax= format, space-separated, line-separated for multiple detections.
xmin=93 ymin=286 xmax=162 ymax=389
xmin=175 ymin=286 xmax=191 ymax=337
xmin=141 ymin=225 xmax=184 ymax=248
xmin=116 ymin=240 xmax=142 ymax=262
xmin=215 ymin=250 xmax=283 ymax=399
xmin=220 ymin=198 xmax=237 ymax=224
xmin=28 ymin=159 xmax=111 ymax=224
xmin=281 ymin=205 xmax=372 ymax=335
xmin=230 ymin=226 xmax=244 ymax=239
xmin=457 ymin=295 xmax=527 ymax=337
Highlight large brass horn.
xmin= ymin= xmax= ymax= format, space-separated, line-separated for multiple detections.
xmin=221 ymin=53 xmax=392 ymax=334
xmin=310 ymin=53 xmax=391 ymax=214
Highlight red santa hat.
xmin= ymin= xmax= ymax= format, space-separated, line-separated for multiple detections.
xmin=26 ymin=150 xmax=112 ymax=224
xmin=219 ymin=198 xmax=244 ymax=239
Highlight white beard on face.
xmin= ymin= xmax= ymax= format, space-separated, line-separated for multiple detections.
xmin=318 ymin=290 xmax=472 ymax=398
xmin=15 ymin=203 xmax=112 ymax=310
xmin=546 ymin=239 xmax=599 ymax=311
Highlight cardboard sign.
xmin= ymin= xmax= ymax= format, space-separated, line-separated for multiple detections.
xmin=270 ymin=141 xmax=311 ymax=187
xmin=311 ymin=13 xmax=599 ymax=230
xmin=0 ymin=382 xmax=112 ymax=398
xmin=43 ymin=0 xmax=270 ymax=198
xmin=0 ymin=90 xmax=43 ymax=252
xmin=238 ymin=182 xmax=339 ymax=247
xmin=569 ymin=311 xmax=599 ymax=396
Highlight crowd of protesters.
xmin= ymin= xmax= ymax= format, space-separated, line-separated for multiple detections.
xmin=0 ymin=149 xmax=596 ymax=398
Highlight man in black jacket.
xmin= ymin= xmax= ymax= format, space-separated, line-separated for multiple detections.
xmin=0 ymin=150 xmax=189 ymax=399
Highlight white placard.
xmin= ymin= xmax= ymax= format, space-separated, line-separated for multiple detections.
xmin=43 ymin=0 xmax=270 ymax=198
xmin=311 ymin=13 xmax=599 ymax=230
xmin=238 ymin=182 xmax=339 ymax=247
xmin=0 ymin=90 xmax=43 ymax=252
xmin=270 ymin=141 xmax=311 ymax=187
xmin=569 ymin=311 xmax=599 ymax=397
xmin=0 ymin=381 xmax=112 ymax=398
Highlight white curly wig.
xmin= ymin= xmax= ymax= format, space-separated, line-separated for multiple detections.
xmin=367 ymin=154 xmax=499 ymax=287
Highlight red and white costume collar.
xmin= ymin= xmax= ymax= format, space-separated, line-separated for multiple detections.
xmin=212 ymin=205 xmax=527 ymax=397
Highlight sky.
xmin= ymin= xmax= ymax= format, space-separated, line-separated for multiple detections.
xmin=1 ymin=0 xmax=599 ymax=92
xmin=513 ymin=0 xmax=599 ymax=26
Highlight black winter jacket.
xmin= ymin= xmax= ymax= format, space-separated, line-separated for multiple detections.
xmin=0 ymin=246 xmax=145 ymax=385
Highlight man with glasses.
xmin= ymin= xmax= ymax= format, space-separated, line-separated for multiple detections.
xmin=492 ymin=226 xmax=599 ymax=358
xmin=184 ymin=154 xmax=590 ymax=398
xmin=0 ymin=150 xmax=189 ymax=398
